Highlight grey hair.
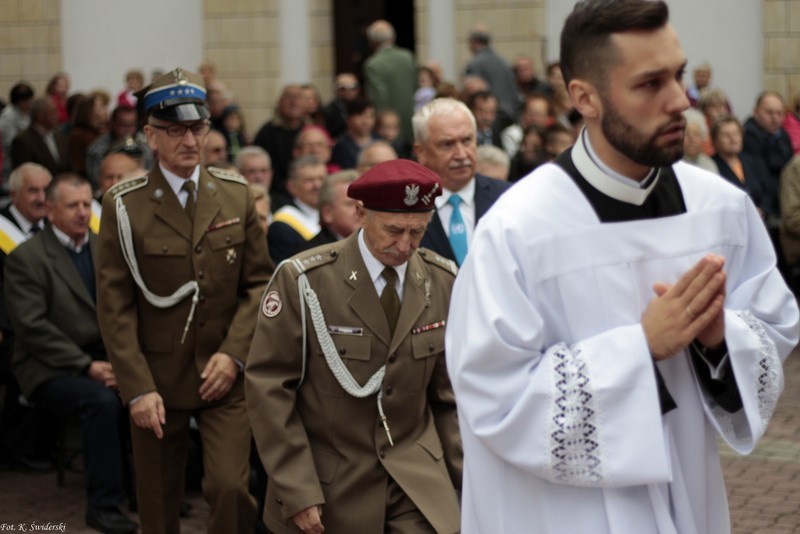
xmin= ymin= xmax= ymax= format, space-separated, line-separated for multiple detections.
xmin=318 ymin=169 xmax=358 ymax=207
xmin=235 ymin=145 xmax=271 ymax=171
xmin=8 ymin=162 xmax=51 ymax=192
xmin=412 ymin=98 xmax=477 ymax=144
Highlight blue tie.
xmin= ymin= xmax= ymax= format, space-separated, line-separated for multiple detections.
xmin=448 ymin=194 xmax=468 ymax=265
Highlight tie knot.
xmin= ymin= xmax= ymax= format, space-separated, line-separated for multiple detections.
xmin=182 ymin=180 xmax=196 ymax=194
xmin=382 ymin=267 xmax=398 ymax=286
xmin=448 ymin=194 xmax=462 ymax=208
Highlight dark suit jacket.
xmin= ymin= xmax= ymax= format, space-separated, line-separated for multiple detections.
xmin=10 ymin=125 xmax=70 ymax=176
xmin=421 ymin=173 xmax=511 ymax=263
xmin=713 ymin=153 xmax=772 ymax=217
xmin=4 ymin=228 xmax=102 ymax=397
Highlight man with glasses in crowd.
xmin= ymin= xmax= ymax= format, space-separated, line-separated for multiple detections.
xmin=96 ymin=68 xmax=272 ymax=534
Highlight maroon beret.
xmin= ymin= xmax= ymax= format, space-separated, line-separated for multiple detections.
xmin=348 ymin=159 xmax=442 ymax=212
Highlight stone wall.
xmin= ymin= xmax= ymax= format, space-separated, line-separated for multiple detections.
xmin=763 ymin=0 xmax=800 ymax=107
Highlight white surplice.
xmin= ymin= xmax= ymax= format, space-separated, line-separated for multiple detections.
xmin=446 ymin=151 xmax=799 ymax=534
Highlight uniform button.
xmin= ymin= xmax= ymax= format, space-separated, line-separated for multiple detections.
xmin=225 ymin=236 xmax=232 ymax=243
xmin=339 ymin=347 xmax=347 ymax=355
xmin=198 ymin=271 xmax=205 ymax=279
xmin=388 ymin=354 xmax=396 ymax=363
xmin=198 ymin=319 xmax=205 ymax=327
xmin=195 ymin=245 xmax=202 ymax=253
xmin=329 ymin=250 xmax=337 ymax=257
xmin=385 ymin=386 xmax=393 ymax=396
xmin=199 ymin=295 xmax=206 ymax=304
xmin=379 ymin=448 xmax=386 ymax=459
xmin=161 ymin=246 xmax=168 ymax=253
xmin=428 ymin=342 xmax=435 ymax=353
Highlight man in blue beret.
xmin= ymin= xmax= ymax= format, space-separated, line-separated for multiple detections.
xmin=246 ymin=159 xmax=462 ymax=533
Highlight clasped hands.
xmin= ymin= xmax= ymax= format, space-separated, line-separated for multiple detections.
xmin=642 ymin=254 xmax=726 ymax=361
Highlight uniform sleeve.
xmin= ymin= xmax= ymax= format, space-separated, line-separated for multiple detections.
xmin=701 ymin=197 xmax=799 ymax=453
xmin=245 ymin=264 xmax=325 ymax=519
xmin=95 ymin=191 xmax=156 ymax=404
xmin=217 ymin=185 xmax=273 ymax=362
xmin=5 ymin=247 xmax=91 ymax=372
xmin=446 ymin=221 xmax=672 ymax=489
xmin=427 ymin=347 xmax=463 ymax=491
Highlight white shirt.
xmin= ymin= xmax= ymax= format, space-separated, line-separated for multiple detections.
xmin=160 ymin=163 xmax=200 ymax=208
xmin=9 ymin=204 xmax=44 ymax=236
xmin=434 ymin=177 xmax=476 ymax=244
xmin=357 ymin=229 xmax=407 ymax=301
xmin=51 ymin=225 xmax=89 ymax=253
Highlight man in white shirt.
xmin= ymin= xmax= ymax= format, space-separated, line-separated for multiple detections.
xmin=446 ymin=2 xmax=800 ymax=533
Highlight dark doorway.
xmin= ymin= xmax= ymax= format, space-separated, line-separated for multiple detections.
xmin=332 ymin=0 xmax=415 ymax=84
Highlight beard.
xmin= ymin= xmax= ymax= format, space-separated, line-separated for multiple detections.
xmin=600 ymin=95 xmax=685 ymax=168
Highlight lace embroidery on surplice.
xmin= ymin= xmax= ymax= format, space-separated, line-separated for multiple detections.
xmin=735 ymin=310 xmax=783 ymax=425
xmin=550 ymin=343 xmax=603 ymax=485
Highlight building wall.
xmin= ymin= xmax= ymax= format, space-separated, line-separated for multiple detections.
xmin=0 ymin=1 xmax=798 ymax=139
xmin=0 ymin=0 xmax=62 ymax=96
xmin=763 ymin=0 xmax=800 ymax=106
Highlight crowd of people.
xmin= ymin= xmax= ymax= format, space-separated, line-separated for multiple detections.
xmin=0 ymin=2 xmax=798 ymax=533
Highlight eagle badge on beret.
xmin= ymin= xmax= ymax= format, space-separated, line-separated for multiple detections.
xmin=404 ymin=184 xmax=420 ymax=206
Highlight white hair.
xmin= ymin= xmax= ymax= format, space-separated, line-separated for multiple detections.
xmin=412 ymin=98 xmax=477 ymax=144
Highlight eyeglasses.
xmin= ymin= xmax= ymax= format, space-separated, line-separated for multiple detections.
xmin=150 ymin=122 xmax=210 ymax=138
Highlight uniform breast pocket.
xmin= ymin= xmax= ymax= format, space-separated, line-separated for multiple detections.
xmin=409 ymin=328 xmax=445 ymax=393
xmin=142 ymin=237 xmax=189 ymax=291
xmin=313 ymin=334 xmax=374 ymax=397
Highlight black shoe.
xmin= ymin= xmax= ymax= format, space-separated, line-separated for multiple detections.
xmin=85 ymin=506 xmax=138 ymax=534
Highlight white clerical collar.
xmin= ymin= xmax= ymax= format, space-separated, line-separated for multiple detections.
xmin=52 ymin=225 xmax=89 ymax=253
xmin=9 ymin=204 xmax=43 ymax=235
xmin=160 ymin=163 xmax=200 ymax=199
xmin=573 ymin=128 xmax=660 ymax=206
xmin=357 ymin=228 xmax=408 ymax=290
xmin=435 ymin=177 xmax=476 ymax=210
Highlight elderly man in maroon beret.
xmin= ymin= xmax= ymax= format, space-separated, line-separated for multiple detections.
xmin=246 ymin=159 xmax=463 ymax=534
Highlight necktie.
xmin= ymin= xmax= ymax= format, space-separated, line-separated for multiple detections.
xmin=29 ymin=225 xmax=41 ymax=235
xmin=448 ymin=194 xmax=468 ymax=265
xmin=182 ymin=180 xmax=196 ymax=221
xmin=380 ymin=267 xmax=401 ymax=335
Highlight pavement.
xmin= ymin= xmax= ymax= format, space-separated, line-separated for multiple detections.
xmin=0 ymin=352 xmax=798 ymax=533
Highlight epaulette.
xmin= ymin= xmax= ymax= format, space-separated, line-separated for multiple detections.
xmin=418 ymin=248 xmax=458 ymax=277
xmin=109 ymin=174 xmax=148 ymax=199
xmin=207 ymin=166 xmax=247 ymax=185
xmin=289 ymin=246 xmax=340 ymax=277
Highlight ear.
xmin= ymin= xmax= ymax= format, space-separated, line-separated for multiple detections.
xmin=412 ymin=142 xmax=425 ymax=164
xmin=321 ymin=204 xmax=334 ymax=225
xmin=143 ymin=124 xmax=158 ymax=151
xmin=568 ymin=79 xmax=602 ymax=121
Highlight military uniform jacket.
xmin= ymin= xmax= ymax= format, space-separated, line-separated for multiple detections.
xmin=245 ymin=233 xmax=462 ymax=534
xmin=96 ymin=164 xmax=271 ymax=408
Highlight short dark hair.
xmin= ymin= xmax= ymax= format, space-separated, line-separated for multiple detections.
xmin=467 ymin=90 xmax=497 ymax=111
xmin=111 ymin=105 xmax=136 ymax=123
xmin=560 ymin=0 xmax=669 ymax=87
xmin=345 ymin=96 xmax=373 ymax=116
xmin=47 ymin=172 xmax=91 ymax=202
xmin=10 ymin=83 xmax=34 ymax=105
xmin=710 ymin=114 xmax=742 ymax=144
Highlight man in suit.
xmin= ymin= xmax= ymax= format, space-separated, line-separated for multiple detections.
xmin=464 ymin=25 xmax=519 ymax=130
xmin=0 ymin=162 xmax=51 ymax=470
xmin=96 ymin=68 xmax=272 ymax=534
xmin=10 ymin=97 xmax=70 ymax=177
xmin=246 ymin=159 xmax=462 ymax=534
xmin=413 ymin=98 xmax=511 ymax=266
xmin=5 ymin=173 xmax=137 ymax=534
xmin=364 ymin=20 xmax=417 ymax=146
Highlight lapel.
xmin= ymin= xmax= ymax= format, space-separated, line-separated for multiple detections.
xmin=474 ymin=174 xmax=492 ymax=220
xmin=341 ymin=235 xmax=392 ymax=347
xmin=43 ymin=228 xmax=96 ymax=310
xmin=150 ymin=166 xmax=192 ymax=241
xmin=388 ymin=251 xmax=428 ymax=354
xmin=423 ymin=208 xmax=456 ymax=262
xmin=193 ymin=168 xmax=221 ymax=247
